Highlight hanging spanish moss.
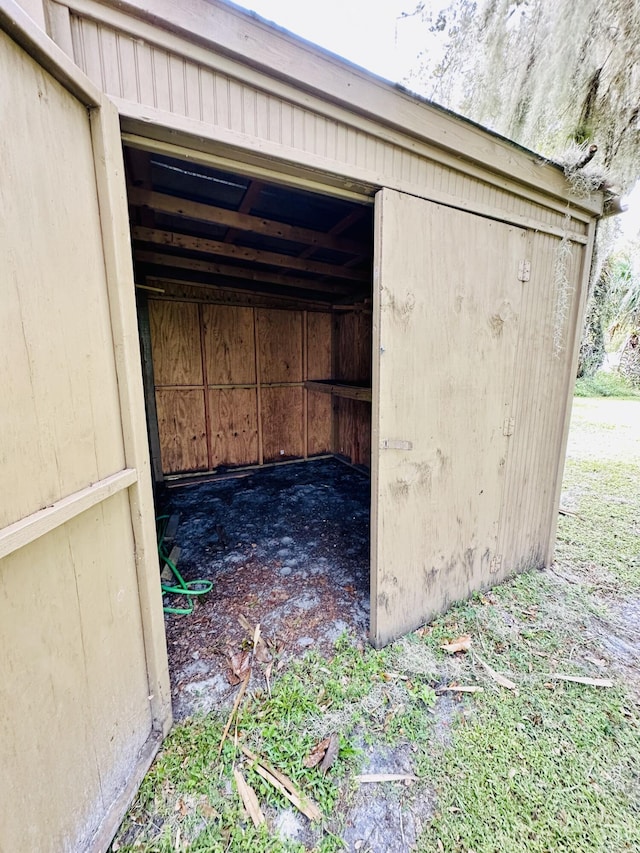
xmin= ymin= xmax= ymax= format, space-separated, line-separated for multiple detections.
xmin=408 ymin=0 xmax=640 ymax=193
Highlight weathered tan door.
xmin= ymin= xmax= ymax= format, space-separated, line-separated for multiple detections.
xmin=371 ymin=189 xmax=526 ymax=646
xmin=0 ymin=5 xmax=170 ymax=852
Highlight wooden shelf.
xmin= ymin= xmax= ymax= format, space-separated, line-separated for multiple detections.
xmin=304 ymin=380 xmax=371 ymax=402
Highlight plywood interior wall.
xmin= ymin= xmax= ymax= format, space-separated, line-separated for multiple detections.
xmin=149 ymin=300 xmax=340 ymax=474
xmin=148 ymin=299 xmax=373 ymax=475
xmin=333 ymin=310 xmax=372 ymax=467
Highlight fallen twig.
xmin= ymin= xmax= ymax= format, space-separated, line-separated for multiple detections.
xmin=473 ymin=652 xmax=517 ymax=690
xmin=240 ymin=745 xmax=322 ymax=822
xmin=546 ymin=674 xmax=613 ymax=688
xmin=218 ymin=671 xmax=250 ymax=756
xmin=435 ymin=685 xmax=484 ymax=695
xmin=355 ymin=773 xmax=416 ymax=783
xmin=233 ymin=768 xmax=265 ymax=827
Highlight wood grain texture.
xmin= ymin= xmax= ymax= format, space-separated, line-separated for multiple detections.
xmin=335 ymin=311 xmax=371 ymax=383
xmin=155 ymin=388 xmax=208 ymax=472
xmin=209 ymin=387 xmax=259 ymax=466
xmin=149 ymin=299 xmax=203 ymax=385
xmin=335 ymin=398 xmax=371 ymax=466
xmin=203 ymin=304 xmax=256 ymax=385
xmin=307 ymin=392 xmax=332 ymax=456
xmin=261 ymin=386 xmax=304 ymax=461
xmin=256 ymin=309 xmax=303 ymax=384
xmin=306 ymin=311 xmax=332 ymax=380
xmin=371 ymin=190 xmax=525 ymax=647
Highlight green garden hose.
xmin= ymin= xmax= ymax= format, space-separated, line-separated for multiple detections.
xmin=157 ymin=515 xmax=213 ymax=615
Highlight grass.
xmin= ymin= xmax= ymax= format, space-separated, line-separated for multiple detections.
xmin=111 ymin=399 xmax=640 ymax=852
xmin=574 ymin=371 xmax=640 ymax=399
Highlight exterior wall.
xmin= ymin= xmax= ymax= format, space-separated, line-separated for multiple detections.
xmin=48 ymin=0 xmax=596 ymax=241
xmin=0 ymin=8 xmax=171 ymax=851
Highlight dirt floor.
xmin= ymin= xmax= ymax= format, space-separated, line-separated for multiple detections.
xmin=159 ymin=458 xmax=371 ymax=720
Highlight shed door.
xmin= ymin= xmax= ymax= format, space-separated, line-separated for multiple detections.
xmin=371 ymin=189 xmax=526 ymax=646
xmin=0 ymin=10 xmax=169 ymax=853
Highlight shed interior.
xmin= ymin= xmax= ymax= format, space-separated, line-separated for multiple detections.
xmin=124 ymin=146 xmax=375 ymax=698
xmin=124 ymin=147 xmax=374 ymax=481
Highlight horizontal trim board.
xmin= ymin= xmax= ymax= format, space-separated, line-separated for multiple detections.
xmin=121 ymin=113 xmax=589 ymax=245
xmin=0 ymin=468 xmax=137 ymax=559
xmin=123 ymin=133 xmax=374 ymax=203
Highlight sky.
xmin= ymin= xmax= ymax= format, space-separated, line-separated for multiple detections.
xmin=236 ymin=0 xmax=638 ymax=241
xmin=234 ymin=0 xmax=430 ymax=85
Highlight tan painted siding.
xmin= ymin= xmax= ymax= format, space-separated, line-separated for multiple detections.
xmin=498 ymin=233 xmax=585 ymax=574
xmin=65 ymin=10 xmax=590 ymax=241
xmin=1 ymin=24 xmax=168 ymax=852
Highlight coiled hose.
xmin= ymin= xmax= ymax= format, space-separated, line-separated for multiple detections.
xmin=157 ymin=514 xmax=213 ymax=615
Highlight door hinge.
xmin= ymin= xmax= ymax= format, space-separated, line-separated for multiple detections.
xmin=518 ymin=259 xmax=531 ymax=282
xmin=490 ymin=555 xmax=503 ymax=574
xmin=380 ymin=439 xmax=413 ymax=451
xmin=503 ymin=416 xmax=515 ymax=436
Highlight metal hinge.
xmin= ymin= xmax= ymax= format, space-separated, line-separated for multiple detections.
xmin=490 ymin=555 xmax=503 ymax=574
xmin=503 ymin=416 xmax=515 ymax=436
xmin=379 ymin=439 xmax=413 ymax=451
xmin=518 ymin=259 xmax=531 ymax=282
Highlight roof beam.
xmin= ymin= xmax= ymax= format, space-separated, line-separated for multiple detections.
xmin=135 ymin=250 xmax=355 ymax=294
xmin=128 ymin=188 xmax=368 ymax=255
xmin=132 ymin=226 xmax=368 ymax=281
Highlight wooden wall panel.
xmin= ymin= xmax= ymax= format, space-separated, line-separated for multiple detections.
xmin=209 ymin=387 xmax=259 ymax=466
xmin=335 ymin=311 xmax=371 ymax=382
xmin=335 ymin=398 xmax=371 ymax=466
xmin=333 ymin=310 xmax=372 ymax=466
xmin=155 ymin=388 xmax=208 ymax=472
xmin=261 ymin=386 xmax=304 ymax=461
xmin=307 ymin=311 xmax=332 ymax=379
xmin=256 ymin=309 xmax=303 ymax=383
xmin=203 ymin=304 xmax=256 ymax=385
xmin=307 ymin=392 xmax=332 ymax=456
xmin=149 ymin=300 xmax=203 ymax=385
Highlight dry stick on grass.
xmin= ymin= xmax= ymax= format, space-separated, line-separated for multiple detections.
xmin=435 ymin=685 xmax=484 ymax=694
xmin=546 ymin=674 xmax=614 ymax=687
xmin=473 ymin=652 xmax=517 ymax=690
xmin=233 ymin=768 xmax=266 ymax=827
xmin=218 ymin=671 xmax=251 ymax=756
xmin=240 ymin=746 xmax=322 ymax=822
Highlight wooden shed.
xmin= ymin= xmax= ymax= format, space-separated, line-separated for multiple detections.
xmin=1 ymin=0 xmax=604 ymax=848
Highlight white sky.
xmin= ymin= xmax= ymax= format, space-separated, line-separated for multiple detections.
xmin=235 ymin=0 xmax=429 ymax=84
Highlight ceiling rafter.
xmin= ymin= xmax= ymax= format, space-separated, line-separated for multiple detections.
xmin=128 ymin=188 xmax=369 ymax=256
xmin=132 ymin=227 xmax=368 ymax=281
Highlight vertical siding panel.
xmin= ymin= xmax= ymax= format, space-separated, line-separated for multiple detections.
xmin=213 ymin=73 xmax=230 ymax=129
xmin=184 ymin=62 xmax=202 ymax=121
xmin=74 ymin=19 xmax=103 ymax=89
xmin=134 ymin=40 xmax=155 ymax=107
xmin=255 ymin=90 xmax=269 ymax=141
xmin=200 ymin=67 xmax=216 ymax=124
xmin=151 ymin=48 xmax=171 ymax=111
xmin=97 ymin=25 xmax=121 ymax=98
xmin=167 ymin=55 xmax=187 ymax=116
xmin=227 ymin=79 xmax=244 ymax=132
xmin=116 ymin=33 xmax=138 ymax=103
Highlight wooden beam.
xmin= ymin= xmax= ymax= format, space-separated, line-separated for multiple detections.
xmin=128 ymin=188 xmax=369 ymax=255
xmin=305 ymin=380 xmax=372 ymax=402
xmin=146 ymin=277 xmax=333 ymax=310
xmin=132 ymin=227 xmax=368 ymax=281
xmin=224 ymin=179 xmax=264 ymax=244
xmin=136 ymin=250 xmax=354 ymax=294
